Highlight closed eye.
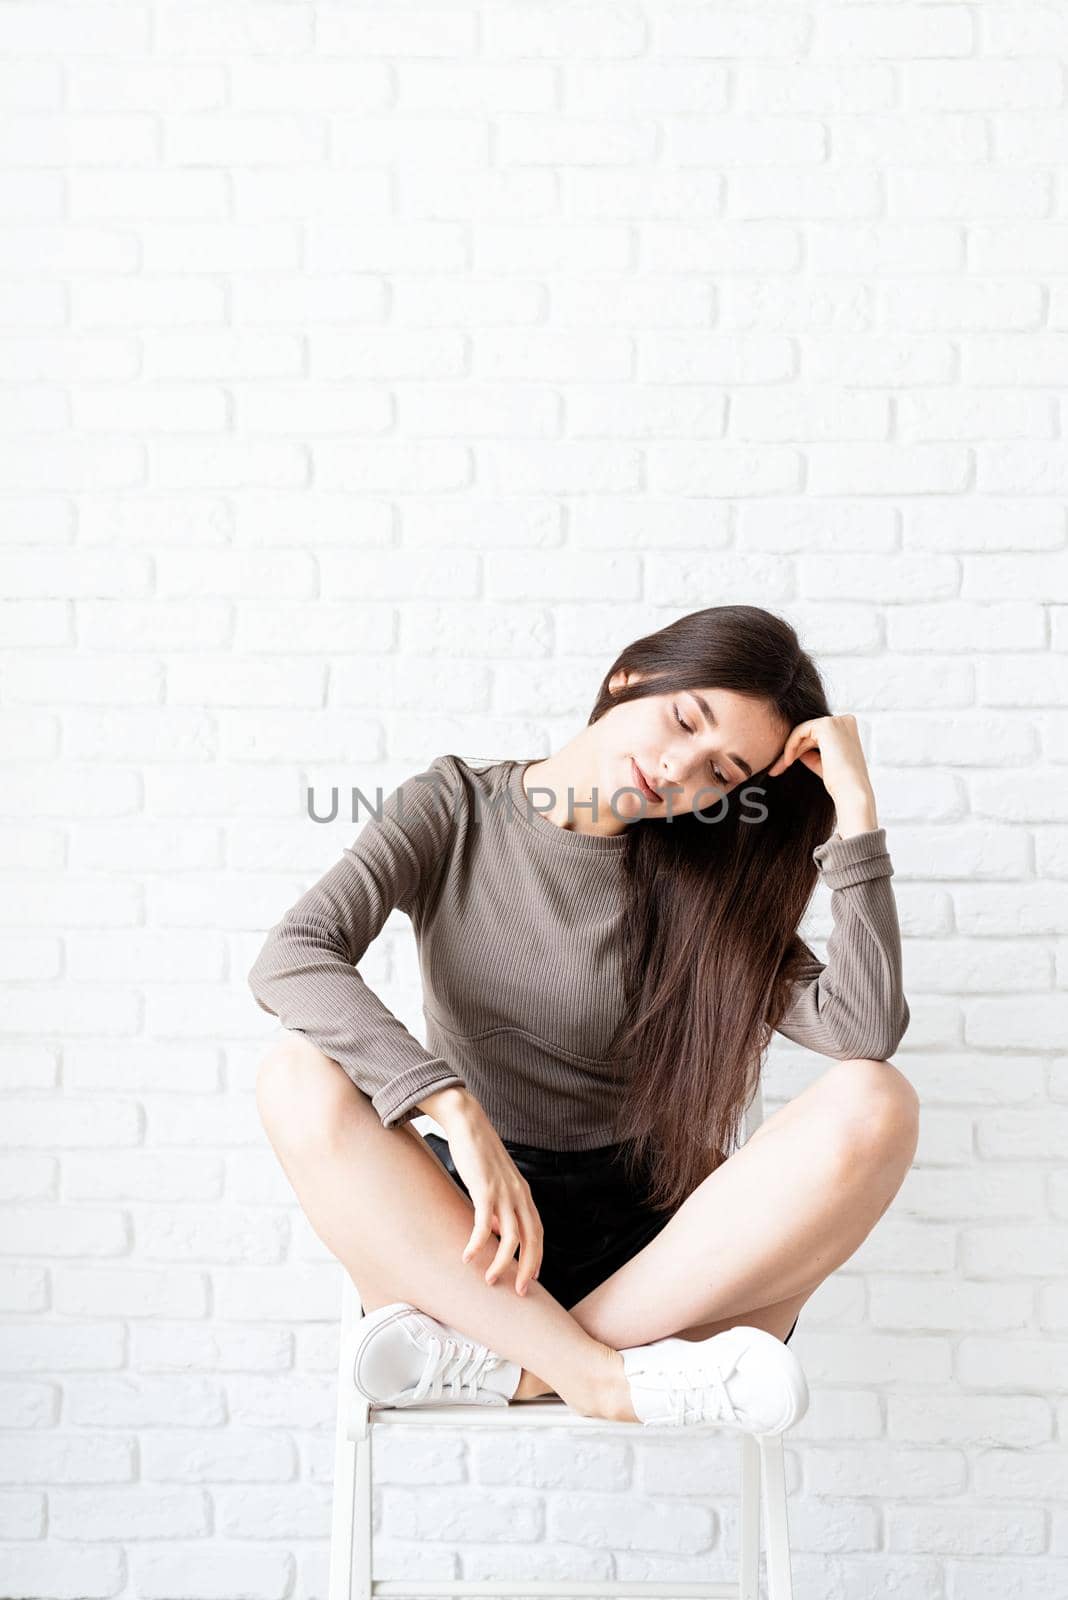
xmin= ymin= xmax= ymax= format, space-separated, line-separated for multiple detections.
xmin=673 ymin=702 xmax=730 ymax=787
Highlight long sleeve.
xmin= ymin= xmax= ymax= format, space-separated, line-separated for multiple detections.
xmin=774 ymin=825 xmax=910 ymax=1061
xmin=247 ymin=755 xmax=466 ymax=1128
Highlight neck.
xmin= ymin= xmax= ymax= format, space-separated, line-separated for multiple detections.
xmin=523 ymin=742 xmax=626 ymax=838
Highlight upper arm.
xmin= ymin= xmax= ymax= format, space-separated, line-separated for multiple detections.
xmin=249 ymin=754 xmax=461 ymax=980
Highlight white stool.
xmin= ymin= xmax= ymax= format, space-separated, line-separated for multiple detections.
xmin=328 ymin=1088 xmax=796 ymax=1600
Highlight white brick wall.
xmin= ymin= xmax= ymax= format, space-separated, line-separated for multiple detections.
xmin=1 ymin=1 xmax=1065 ymax=1594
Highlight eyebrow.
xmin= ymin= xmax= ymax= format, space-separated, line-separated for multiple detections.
xmin=689 ymin=693 xmax=754 ymax=779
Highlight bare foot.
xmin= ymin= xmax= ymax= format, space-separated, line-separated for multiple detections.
xmin=510 ymin=1348 xmax=639 ymax=1423
xmin=513 ymin=1368 xmax=555 ymax=1401
xmin=597 ymin=1348 xmax=640 ymax=1423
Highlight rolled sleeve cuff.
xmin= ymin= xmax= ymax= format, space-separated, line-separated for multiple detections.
xmin=813 ymin=826 xmax=893 ymax=890
xmin=372 ymin=1066 xmax=467 ymax=1129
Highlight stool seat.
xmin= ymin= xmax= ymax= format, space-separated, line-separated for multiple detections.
xmin=347 ymin=1389 xmax=762 ymax=1433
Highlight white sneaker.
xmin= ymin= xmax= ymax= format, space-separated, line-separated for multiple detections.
xmin=620 ymin=1325 xmax=808 ymax=1434
xmin=352 ymin=1301 xmax=522 ymax=1411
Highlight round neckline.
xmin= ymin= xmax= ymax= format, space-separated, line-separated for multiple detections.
xmin=507 ymin=759 xmax=630 ymax=854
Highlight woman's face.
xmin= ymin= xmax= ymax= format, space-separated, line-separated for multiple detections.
xmin=602 ymin=671 xmax=791 ymax=822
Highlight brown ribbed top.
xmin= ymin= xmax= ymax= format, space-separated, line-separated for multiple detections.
xmin=247 ymin=753 xmax=910 ymax=1150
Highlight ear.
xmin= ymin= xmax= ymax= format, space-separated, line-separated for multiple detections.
xmin=609 ymin=668 xmax=640 ymax=695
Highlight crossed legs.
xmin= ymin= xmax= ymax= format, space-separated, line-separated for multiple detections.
xmin=256 ymin=1034 xmax=919 ymax=1421
xmin=517 ymin=1055 xmax=919 ymax=1399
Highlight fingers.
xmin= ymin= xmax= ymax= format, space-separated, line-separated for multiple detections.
xmin=462 ymin=1207 xmax=495 ymax=1265
xmin=513 ymin=1203 xmax=544 ymax=1296
xmin=769 ymin=721 xmax=815 ymax=776
xmin=462 ymin=1196 xmax=543 ymax=1294
xmin=483 ymin=1215 xmax=521 ymax=1287
xmin=768 ymin=727 xmax=799 ymax=777
xmin=771 ymin=712 xmax=859 ymax=776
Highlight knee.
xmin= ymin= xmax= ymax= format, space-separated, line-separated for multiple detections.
xmin=255 ymin=1032 xmax=354 ymax=1148
xmin=821 ymin=1057 xmax=920 ymax=1179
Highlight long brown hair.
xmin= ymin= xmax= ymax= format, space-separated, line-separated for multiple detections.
xmin=598 ymin=605 xmax=837 ymax=1215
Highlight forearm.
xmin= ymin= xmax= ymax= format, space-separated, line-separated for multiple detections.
xmin=249 ymin=916 xmax=462 ymax=1126
xmin=775 ymin=822 xmax=910 ymax=1060
xmin=835 ymin=784 xmax=878 ymax=838
xmin=417 ymin=1083 xmax=485 ymax=1128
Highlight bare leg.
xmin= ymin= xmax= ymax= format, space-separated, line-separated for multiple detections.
xmin=255 ymin=1034 xmax=626 ymax=1418
xmin=516 ymin=1057 xmax=919 ymax=1401
xmin=569 ymin=1057 xmax=918 ymax=1349
xmin=672 ymin=1290 xmax=812 ymax=1344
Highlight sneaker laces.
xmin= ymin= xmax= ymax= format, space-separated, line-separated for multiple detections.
xmin=410 ymin=1333 xmax=502 ymax=1404
xmin=656 ymin=1349 xmax=743 ymax=1428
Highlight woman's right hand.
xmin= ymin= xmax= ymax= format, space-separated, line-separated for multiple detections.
xmin=433 ymin=1095 xmax=544 ymax=1295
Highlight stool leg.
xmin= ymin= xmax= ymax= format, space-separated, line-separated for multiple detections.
xmin=738 ymin=1434 xmax=761 ymax=1600
xmin=759 ymin=1433 xmax=794 ymax=1600
xmin=331 ymin=1275 xmax=374 ymax=1600
xmin=353 ymin=1428 xmax=373 ymax=1600
xmin=330 ymin=1393 xmax=374 ymax=1600
xmin=328 ymin=1411 xmax=357 ymax=1600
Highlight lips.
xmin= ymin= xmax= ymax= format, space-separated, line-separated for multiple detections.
xmin=631 ymin=758 xmax=661 ymax=803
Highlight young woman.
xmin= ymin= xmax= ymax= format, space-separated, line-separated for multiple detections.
xmin=249 ymin=605 xmax=917 ymax=1432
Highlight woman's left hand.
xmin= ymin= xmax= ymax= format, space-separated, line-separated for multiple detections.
xmin=766 ymin=712 xmax=875 ymax=814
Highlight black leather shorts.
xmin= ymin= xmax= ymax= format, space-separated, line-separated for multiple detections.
xmin=420 ymin=1130 xmax=798 ymax=1344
